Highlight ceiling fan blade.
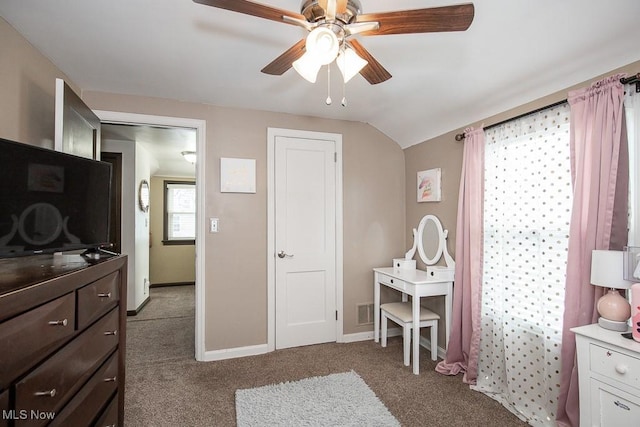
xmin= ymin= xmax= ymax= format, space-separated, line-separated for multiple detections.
xmin=193 ymin=0 xmax=305 ymax=26
xmin=261 ymin=39 xmax=306 ymax=75
xmin=348 ymin=39 xmax=391 ymax=85
xmin=356 ymin=3 xmax=474 ymax=36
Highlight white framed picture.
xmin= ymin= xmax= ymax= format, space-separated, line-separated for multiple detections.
xmin=417 ymin=168 xmax=441 ymax=202
xmin=220 ymin=157 xmax=256 ymax=193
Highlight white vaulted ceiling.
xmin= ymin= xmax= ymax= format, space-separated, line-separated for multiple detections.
xmin=2 ymin=0 xmax=640 ymax=148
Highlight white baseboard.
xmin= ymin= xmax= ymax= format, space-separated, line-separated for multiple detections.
xmin=418 ymin=336 xmax=446 ymax=360
xmin=341 ymin=328 xmax=402 ymax=342
xmin=199 ymin=330 xmax=445 ymax=362
xmin=341 ymin=331 xmax=372 ymax=342
xmin=200 ymin=343 xmax=269 ymax=362
xmin=344 ymin=328 xmax=445 ymax=359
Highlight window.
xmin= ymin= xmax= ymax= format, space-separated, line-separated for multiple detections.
xmin=473 ymin=103 xmax=572 ymax=425
xmin=163 ymin=181 xmax=196 ymax=245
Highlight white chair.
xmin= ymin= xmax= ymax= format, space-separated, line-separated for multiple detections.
xmin=380 ymin=301 xmax=440 ymax=366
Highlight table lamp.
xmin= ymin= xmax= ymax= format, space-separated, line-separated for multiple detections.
xmin=591 ymin=250 xmax=634 ymax=331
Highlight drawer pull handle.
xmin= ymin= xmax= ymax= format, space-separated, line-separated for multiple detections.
xmin=103 ymin=376 xmax=117 ymax=382
xmin=34 ymin=389 xmax=56 ymax=398
xmin=48 ymin=319 xmax=68 ymax=327
xmin=614 ymin=400 xmax=630 ymax=411
xmin=98 ymin=292 xmax=112 ymax=298
xmin=390 ymin=279 xmax=394 ymax=284
xmin=104 ymin=330 xmax=118 ymax=336
xmin=615 ymin=364 xmax=628 ymax=375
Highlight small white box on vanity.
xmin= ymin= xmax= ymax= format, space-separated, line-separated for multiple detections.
xmin=393 ymin=258 xmax=416 ymax=270
xmin=425 ymin=265 xmax=455 ymax=281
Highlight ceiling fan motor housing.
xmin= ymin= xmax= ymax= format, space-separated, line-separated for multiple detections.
xmin=300 ymin=0 xmax=362 ymax=24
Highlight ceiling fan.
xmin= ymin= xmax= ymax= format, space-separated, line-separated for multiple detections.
xmin=193 ymin=0 xmax=474 ymax=85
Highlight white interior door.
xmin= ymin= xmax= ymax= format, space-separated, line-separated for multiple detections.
xmin=274 ymin=133 xmax=338 ymax=349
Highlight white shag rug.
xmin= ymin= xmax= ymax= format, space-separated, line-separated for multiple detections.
xmin=235 ymin=371 xmax=400 ymax=426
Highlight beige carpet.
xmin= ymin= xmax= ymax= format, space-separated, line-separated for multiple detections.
xmin=125 ymin=285 xmax=529 ymax=427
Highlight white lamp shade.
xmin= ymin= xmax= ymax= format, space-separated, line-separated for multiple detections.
xmin=337 ymin=47 xmax=368 ymax=83
xmin=591 ymin=250 xmax=634 ymax=289
xmin=305 ymin=27 xmax=339 ymax=65
xmin=293 ymin=53 xmax=322 ymax=83
xmin=181 ymin=151 xmax=196 ymax=163
xmin=293 ymin=27 xmax=340 ymax=83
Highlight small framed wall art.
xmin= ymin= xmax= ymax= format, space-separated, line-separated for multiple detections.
xmin=220 ymin=157 xmax=256 ymax=193
xmin=417 ymin=168 xmax=441 ymax=202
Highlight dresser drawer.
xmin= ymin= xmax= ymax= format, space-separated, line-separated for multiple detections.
xmin=77 ymin=271 xmax=119 ymax=329
xmin=14 ymin=308 xmax=119 ymax=427
xmin=0 ymin=293 xmax=75 ymax=390
xmin=94 ymin=393 xmax=119 ymax=427
xmin=590 ymin=343 xmax=640 ymax=390
xmin=589 ymin=378 xmax=640 ymax=427
xmin=49 ymin=351 xmax=118 ymax=427
xmin=377 ymin=273 xmax=407 ymax=291
xmin=0 ymin=389 xmax=8 ymax=427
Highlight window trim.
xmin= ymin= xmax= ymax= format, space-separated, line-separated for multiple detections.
xmin=162 ymin=180 xmax=196 ymax=246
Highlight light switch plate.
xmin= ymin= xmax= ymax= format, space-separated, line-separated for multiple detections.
xmin=210 ymin=217 xmax=219 ymax=233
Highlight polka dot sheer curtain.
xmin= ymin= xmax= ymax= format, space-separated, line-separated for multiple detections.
xmin=625 ymin=85 xmax=640 ymax=247
xmin=473 ymin=103 xmax=572 ymax=426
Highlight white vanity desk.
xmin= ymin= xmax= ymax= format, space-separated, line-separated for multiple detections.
xmin=373 ymin=267 xmax=453 ymax=375
xmin=374 ymin=214 xmax=455 ymax=375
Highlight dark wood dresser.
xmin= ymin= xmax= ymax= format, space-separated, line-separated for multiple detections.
xmin=0 ymin=254 xmax=127 ymax=427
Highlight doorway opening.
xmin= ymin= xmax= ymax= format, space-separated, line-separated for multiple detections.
xmin=96 ymin=110 xmax=207 ymax=361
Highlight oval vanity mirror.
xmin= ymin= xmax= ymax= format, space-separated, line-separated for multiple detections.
xmin=18 ymin=202 xmax=63 ymax=245
xmin=417 ymin=214 xmax=445 ymax=266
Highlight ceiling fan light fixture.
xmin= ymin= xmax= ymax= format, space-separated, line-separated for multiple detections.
xmin=305 ymin=27 xmax=339 ymax=65
xmin=337 ymin=46 xmax=368 ymax=83
xmin=293 ymin=53 xmax=323 ymax=83
xmin=181 ymin=151 xmax=197 ymax=164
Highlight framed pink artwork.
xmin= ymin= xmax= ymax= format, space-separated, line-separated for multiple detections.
xmin=417 ymin=168 xmax=441 ymax=202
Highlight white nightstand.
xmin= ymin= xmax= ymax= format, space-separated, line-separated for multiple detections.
xmin=572 ymin=324 xmax=640 ymax=427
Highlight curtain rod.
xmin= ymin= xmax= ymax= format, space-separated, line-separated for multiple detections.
xmin=620 ymin=72 xmax=640 ymax=85
xmin=455 ymin=73 xmax=639 ymax=141
xmin=454 ymin=100 xmax=567 ymax=141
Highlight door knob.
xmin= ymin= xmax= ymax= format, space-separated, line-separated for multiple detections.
xmin=277 ymin=251 xmax=294 ymax=258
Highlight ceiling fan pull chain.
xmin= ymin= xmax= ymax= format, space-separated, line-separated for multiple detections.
xmin=342 ymin=79 xmax=347 ymax=107
xmin=341 ymin=52 xmax=347 ymax=107
xmin=326 ymin=66 xmax=332 ymax=105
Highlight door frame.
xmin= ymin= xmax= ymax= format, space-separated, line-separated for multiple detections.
xmin=100 ymin=152 xmax=123 ymax=254
xmin=267 ymin=127 xmax=344 ymax=352
xmin=95 ymin=110 xmax=207 ymax=361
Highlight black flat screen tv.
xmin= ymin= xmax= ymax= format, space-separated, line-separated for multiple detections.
xmin=0 ymin=138 xmax=112 ymax=258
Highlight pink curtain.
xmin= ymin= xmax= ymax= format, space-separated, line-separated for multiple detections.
xmin=435 ymin=127 xmax=484 ymax=384
xmin=556 ymin=75 xmax=629 ymax=427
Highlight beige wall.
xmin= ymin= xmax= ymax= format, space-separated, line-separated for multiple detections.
xmin=149 ymin=176 xmax=196 ymax=285
xmin=405 ymin=59 xmax=640 ymax=347
xmin=0 ymin=15 xmax=406 ymax=352
xmin=0 ymin=17 xmax=77 ymax=147
xmin=81 ymin=91 xmax=406 ymax=350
